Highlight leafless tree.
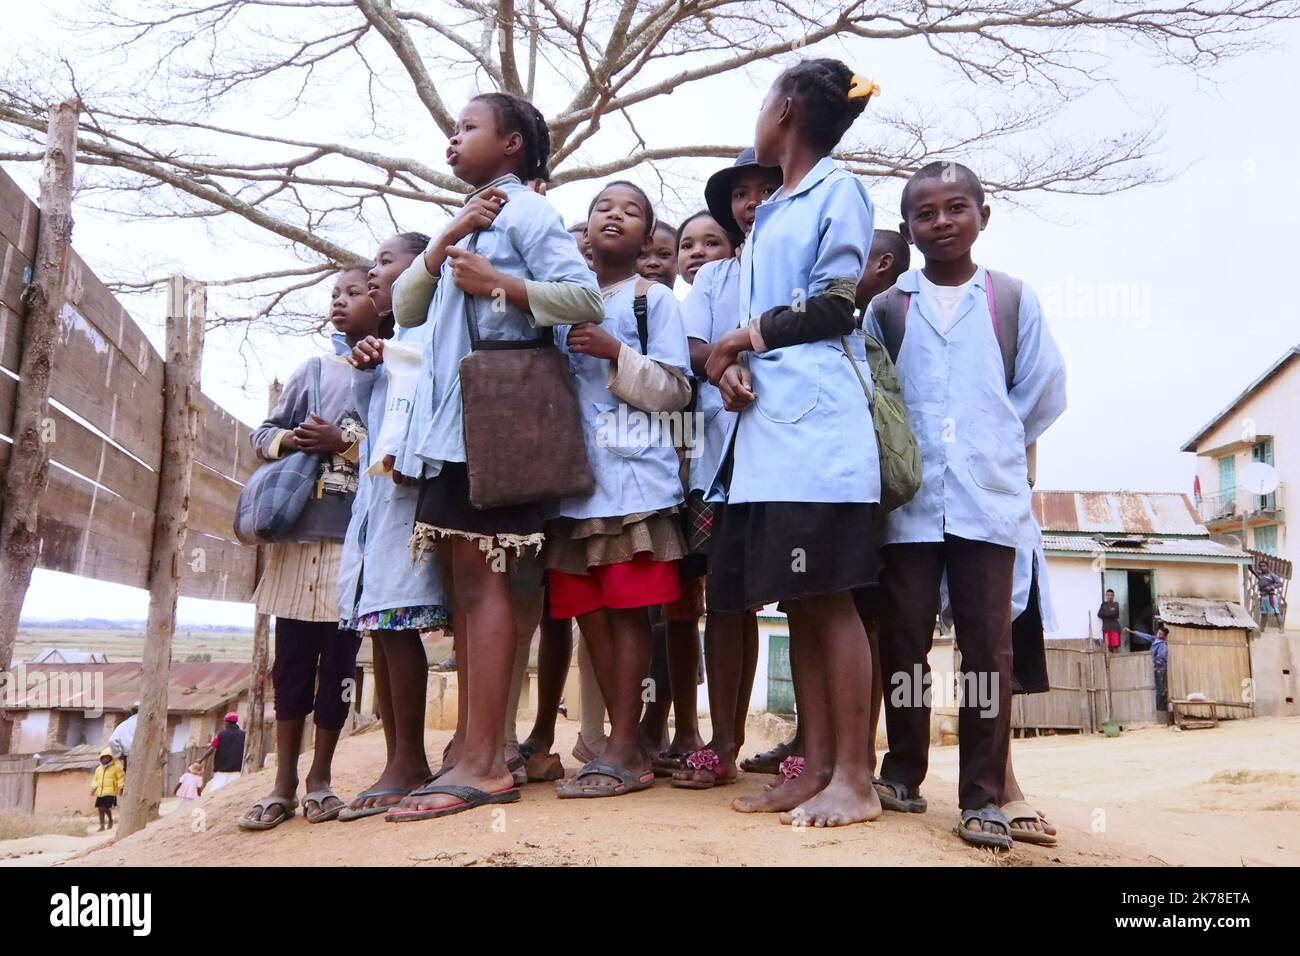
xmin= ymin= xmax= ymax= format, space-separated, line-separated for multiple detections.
xmin=1 ymin=0 xmax=1296 ymax=328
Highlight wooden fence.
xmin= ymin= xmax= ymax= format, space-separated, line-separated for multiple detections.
xmin=0 ymin=167 xmax=258 ymax=603
xmin=1011 ymin=640 xmax=1159 ymax=733
xmin=0 ymin=146 xmax=268 ymax=821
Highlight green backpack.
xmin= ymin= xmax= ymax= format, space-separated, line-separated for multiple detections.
xmin=840 ymin=331 xmax=922 ymax=513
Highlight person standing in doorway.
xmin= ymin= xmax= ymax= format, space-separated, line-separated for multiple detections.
xmin=1097 ymin=589 xmax=1122 ymax=652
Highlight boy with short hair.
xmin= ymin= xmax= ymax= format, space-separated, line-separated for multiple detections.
xmin=864 ymin=161 xmax=1066 ymax=850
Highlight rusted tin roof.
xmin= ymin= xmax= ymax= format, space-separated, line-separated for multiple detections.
xmin=1041 ymin=534 xmax=1249 ymax=562
xmin=1157 ymin=597 xmax=1257 ymax=629
xmin=3 ymin=662 xmax=250 ymax=714
xmin=1033 ymin=491 xmax=1205 ymax=536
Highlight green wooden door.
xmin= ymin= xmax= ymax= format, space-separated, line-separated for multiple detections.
xmin=767 ymin=634 xmax=794 ymax=714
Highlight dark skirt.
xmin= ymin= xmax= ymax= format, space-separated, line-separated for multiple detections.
xmin=95 ymin=795 xmax=117 ymax=810
xmin=706 ymin=501 xmax=882 ymax=614
xmin=414 ymin=462 xmax=548 ymax=549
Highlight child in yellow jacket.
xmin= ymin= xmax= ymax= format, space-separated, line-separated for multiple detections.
xmin=91 ymin=748 xmax=125 ymax=831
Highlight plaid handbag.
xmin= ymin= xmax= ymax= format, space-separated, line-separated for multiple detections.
xmin=234 ymin=358 xmax=352 ymax=544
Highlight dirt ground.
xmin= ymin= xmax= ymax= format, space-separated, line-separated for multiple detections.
xmin=53 ymin=714 xmax=1300 ymax=868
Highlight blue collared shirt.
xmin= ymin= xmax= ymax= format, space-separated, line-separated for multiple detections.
xmin=395 ymin=175 xmax=600 ymax=477
xmin=554 ymin=281 xmax=690 ymax=520
xmin=706 ymin=157 xmax=880 ymax=505
xmin=863 ymin=267 xmax=1066 ymax=548
xmin=337 ymin=359 xmax=448 ymax=620
xmin=681 ymin=257 xmax=740 ymax=496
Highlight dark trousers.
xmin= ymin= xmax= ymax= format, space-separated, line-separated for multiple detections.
xmin=272 ymin=618 xmax=361 ymax=731
xmin=1154 ymin=665 xmax=1167 ymax=711
xmin=878 ymin=534 xmax=1015 ymax=810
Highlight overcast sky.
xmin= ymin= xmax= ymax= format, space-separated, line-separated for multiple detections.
xmin=5 ymin=5 xmax=1298 ymax=624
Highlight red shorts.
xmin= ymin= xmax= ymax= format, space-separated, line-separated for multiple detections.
xmin=548 ymin=555 xmax=681 ymax=619
xmin=1104 ymin=630 xmax=1121 ymax=648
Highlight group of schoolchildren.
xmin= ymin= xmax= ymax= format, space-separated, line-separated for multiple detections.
xmin=239 ymin=56 xmax=1067 ymax=854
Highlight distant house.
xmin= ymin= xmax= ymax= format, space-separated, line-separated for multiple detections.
xmin=27 ymin=648 xmax=109 ymax=664
xmin=1034 ymin=490 xmax=1252 ymax=647
xmin=0 ymin=662 xmax=253 ymax=802
xmin=1182 ymin=345 xmax=1295 ymax=563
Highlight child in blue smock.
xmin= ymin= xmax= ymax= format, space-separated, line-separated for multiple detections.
xmin=336 ymin=232 xmax=451 ymax=820
xmin=376 ymin=92 xmax=603 ymax=822
xmin=701 ymin=59 xmax=884 ymax=828
xmin=668 ymin=151 xmax=781 ymax=791
xmin=548 ymin=181 xmax=693 ymax=798
xmin=863 ymin=161 xmax=1067 ymax=851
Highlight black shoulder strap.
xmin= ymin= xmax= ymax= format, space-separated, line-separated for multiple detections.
xmin=986 ymin=269 xmax=1022 ymax=392
xmin=633 ymin=277 xmax=654 ymax=355
xmin=868 ymin=287 xmax=909 ymax=363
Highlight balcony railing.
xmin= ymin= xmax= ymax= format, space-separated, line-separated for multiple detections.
xmin=1196 ymin=484 xmax=1286 ymax=525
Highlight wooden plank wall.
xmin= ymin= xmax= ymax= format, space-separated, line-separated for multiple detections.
xmin=0 ymin=168 xmax=259 ymax=603
xmin=1167 ymin=624 xmax=1253 ymax=718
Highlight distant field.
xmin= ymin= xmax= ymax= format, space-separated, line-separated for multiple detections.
xmin=14 ymin=627 xmax=256 ymax=664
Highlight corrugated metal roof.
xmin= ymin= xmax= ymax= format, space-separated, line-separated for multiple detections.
xmin=1158 ymin=597 xmax=1257 ymax=629
xmin=1181 ymin=346 xmax=1300 ymax=452
xmin=5 ymin=662 xmax=250 ymax=714
xmin=1032 ymin=491 xmax=1205 ymax=535
xmin=1042 ymin=534 xmax=1249 ymax=561
xmin=33 ymin=744 xmax=105 ymax=773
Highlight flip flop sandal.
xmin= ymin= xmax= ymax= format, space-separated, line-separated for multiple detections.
xmin=739 ymin=743 xmax=795 ymax=775
xmin=571 ymin=736 xmax=602 ymax=765
xmin=874 ymin=777 xmax=927 ymax=813
xmin=238 ymin=795 xmax=298 ymax=831
xmin=556 ymin=760 xmax=655 ymax=799
xmin=1002 ymin=800 xmax=1058 ymax=846
xmin=303 ymin=788 xmax=346 ymax=824
xmin=507 ymin=753 xmax=528 ymax=788
xmin=524 ymin=752 xmax=565 ymax=782
xmin=652 ymin=751 xmax=689 ymax=778
xmin=958 ymin=803 xmax=1014 ymax=851
xmin=670 ymin=749 xmax=736 ymax=790
xmin=385 ymin=783 xmax=521 ymax=822
xmin=338 ymin=787 xmax=412 ymax=822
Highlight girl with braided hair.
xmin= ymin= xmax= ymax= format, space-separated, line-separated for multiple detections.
xmin=379 ymin=91 xmax=603 ymax=822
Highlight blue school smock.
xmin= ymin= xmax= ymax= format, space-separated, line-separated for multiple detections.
xmin=863 ymin=267 xmax=1067 ymax=550
xmin=395 ymin=175 xmax=600 ymax=479
xmin=337 ymin=332 xmax=448 ymax=621
xmin=680 ymin=257 xmax=740 ymax=496
xmin=705 ymin=157 xmax=880 ymax=505
xmin=554 ymin=281 xmax=690 ymax=520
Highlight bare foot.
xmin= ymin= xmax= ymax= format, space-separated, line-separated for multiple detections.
xmin=732 ymin=767 xmax=829 ymax=813
xmin=780 ymin=776 xmax=882 ymax=828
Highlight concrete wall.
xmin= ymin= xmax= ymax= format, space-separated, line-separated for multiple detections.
xmin=34 ymin=769 xmax=95 ymax=816
xmin=1250 ymin=628 xmax=1300 ymax=717
xmin=1045 ymin=555 xmax=1243 ymax=641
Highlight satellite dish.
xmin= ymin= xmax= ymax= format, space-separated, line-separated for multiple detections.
xmin=1240 ymin=461 xmax=1280 ymax=496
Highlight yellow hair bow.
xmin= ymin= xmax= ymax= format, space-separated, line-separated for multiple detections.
xmin=848 ymin=74 xmax=881 ymax=100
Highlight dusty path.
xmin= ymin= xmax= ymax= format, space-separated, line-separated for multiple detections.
xmin=65 ymin=716 xmax=1300 ymax=867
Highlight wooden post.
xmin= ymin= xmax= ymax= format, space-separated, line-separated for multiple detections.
xmin=242 ymin=379 xmax=282 ymax=774
xmin=0 ymin=98 xmax=79 ymax=679
xmin=118 ymin=276 xmax=201 ymax=838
